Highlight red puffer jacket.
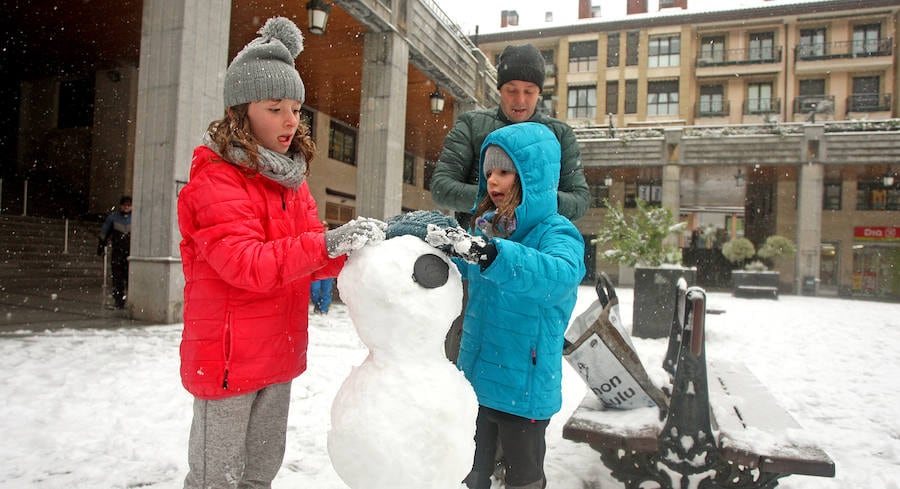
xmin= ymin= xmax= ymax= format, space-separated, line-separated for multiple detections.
xmin=177 ymin=145 xmax=344 ymax=400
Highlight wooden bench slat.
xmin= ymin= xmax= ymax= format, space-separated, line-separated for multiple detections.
xmin=708 ymin=361 xmax=835 ymax=476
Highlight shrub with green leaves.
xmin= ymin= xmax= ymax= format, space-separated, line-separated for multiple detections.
xmin=722 ymin=237 xmax=755 ymax=265
xmin=593 ymin=198 xmax=685 ymax=267
xmin=757 ymin=235 xmax=796 ymax=261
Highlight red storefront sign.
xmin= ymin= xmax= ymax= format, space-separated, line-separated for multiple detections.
xmin=854 ymin=226 xmax=900 ymax=241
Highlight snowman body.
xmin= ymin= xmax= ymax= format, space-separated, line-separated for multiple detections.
xmin=328 ymin=235 xmax=478 ymax=489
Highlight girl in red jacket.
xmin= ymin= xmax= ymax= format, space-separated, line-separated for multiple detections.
xmin=176 ymin=17 xmax=385 ymax=489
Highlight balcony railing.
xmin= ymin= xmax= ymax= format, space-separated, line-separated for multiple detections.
xmin=743 ymin=97 xmax=781 ymax=115
xmin=696 ymin=46 xmax=782 ymax=67
xmin=695 ymin=100 xmax=730 ymax=117
xmin=795 ymin=38 xmax=893 ymax=61
xmin=793 ymin=95 xmax=835 ymax=114
xmin=847 ymin=93 xmax=892 ymax=112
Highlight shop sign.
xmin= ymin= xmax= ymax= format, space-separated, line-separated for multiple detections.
xmin=854 ymin=226 xmax=900 ymax=241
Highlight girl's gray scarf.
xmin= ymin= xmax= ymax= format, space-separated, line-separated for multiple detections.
xmin=203 ymin=132 xmax=307 ymax=189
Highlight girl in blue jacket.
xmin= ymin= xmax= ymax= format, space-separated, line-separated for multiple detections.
xmin=427 ymin=122 xmax=585 ymax=489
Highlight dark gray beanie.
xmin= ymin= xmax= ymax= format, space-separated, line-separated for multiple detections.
xmin=224 ymin=17 xmax=306 ymax=108
xmin=483 ymin=145 xmax=516 ymax=178
xmin=496 ymin=44 xmax=545 ymax=91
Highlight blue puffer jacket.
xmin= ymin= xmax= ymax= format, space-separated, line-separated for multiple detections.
xmin=456 ymin=122 xmax=585 ymax=420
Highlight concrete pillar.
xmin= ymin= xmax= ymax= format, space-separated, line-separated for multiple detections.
xmin=795 ymin=124 xmax=825 ymax=294
xmin=356 ymin=31 xmax=409 ymax=220
xmin=129 ymin=0 xmax=231 ymax=323
xmin=662 ymin=128 xmax=682 ymax=235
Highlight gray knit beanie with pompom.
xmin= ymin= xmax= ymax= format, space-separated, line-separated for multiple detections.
xmin=224 ymin=17 xmax=306 ymax=108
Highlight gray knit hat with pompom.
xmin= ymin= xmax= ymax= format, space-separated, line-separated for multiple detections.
xmin=224 ymin=17 xmax=306 ymax=108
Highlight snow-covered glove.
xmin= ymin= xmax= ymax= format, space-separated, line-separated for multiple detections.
xmin=385 ymin=210 xmax=459 ymax=241
xmin=325 ymin=217 xmax=387 ymax=258
xmin=425 ymin=224 xmax=497 ymax=268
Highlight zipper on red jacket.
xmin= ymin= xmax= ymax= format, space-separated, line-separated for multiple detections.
xmin=223 ymin=312 xmax=233 ymax=390
xmin=281 ymin=190 xmax=286 ymax=210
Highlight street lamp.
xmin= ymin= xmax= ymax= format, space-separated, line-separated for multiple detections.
xmin=429 ymin=86 xmax=446 ymax=114
xmin=603 ymin=174 xmax=613 ymax=187
xmin=884 ymin=172 xmax=896 ymax=187
xmin=307 ymin=0 xmax=332 ymax=35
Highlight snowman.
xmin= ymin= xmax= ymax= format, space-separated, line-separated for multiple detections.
xmin=328 ymin=234 xmax=478 ymax=489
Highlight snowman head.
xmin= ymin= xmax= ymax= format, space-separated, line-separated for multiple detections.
xmin=337 ymin=235 xmax=463 ymax=359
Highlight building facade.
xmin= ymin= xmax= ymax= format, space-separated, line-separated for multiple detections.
xmin=475 ymin=0 xmax=900 ymax=299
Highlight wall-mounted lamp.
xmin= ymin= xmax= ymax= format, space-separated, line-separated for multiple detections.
xmin=429 ymin=85 xmax=446 ymax=114
xmin=884 ymin=171 xmax=896 ymax=187
xmin=307 ymin=0 xmax=332 ymax=35
xmin=735 ymin=169 xmax=746 ymax=187
xmin=603 ymin=174 xmax=613 ymax=187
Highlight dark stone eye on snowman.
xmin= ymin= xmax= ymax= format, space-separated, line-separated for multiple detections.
xmin=412 ymin=254 xmax=449 ymax=289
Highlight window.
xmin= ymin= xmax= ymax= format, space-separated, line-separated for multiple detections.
xmin=699 ymin=85 xmax=725 ymax=116
xmin=58 ymin=79 xmax=94 ymax=129
xmin=796 ymin=79 xmax=826 ymax=113
xmin=403 ymin=152 xmax=415 ymax=185
xmin=856 ymin=179 xmax=898 ymax=210
xmin=746 ymin=82 xmax=774 ymax=114
xmin=568 ymin=41 xmax=598 ymax=73
xmin=823 ymin=182 xmax=841 ymax=210
xmin=850 ymin=76 xmax=882 ymax=111
xmin=798 ymin=28 xmax=826 ymax=58
xmin=607 ymin=32 xmax=620 ymax=67
xmin=625 ymin=79 xmax=638 ymax=114
xmin=699 ymin=35 xmax=725 ymax=64
xmin=567 ymin=85 xmax=597 ymax=120
xmin=647 ymin=80 xmax=679 ymax=116
xmin=659 ymin=0 xmax=676 ymax=7
xmin=852 ymin=24 xmax=880 ymax=56
xmin=626 ymin=31 xmax=640 ymax=66
xmin=648 ymin=35 xmax=680 ymax=68
xmin=329 ymin=121 xmax=357 ymax=165
xmin=605 ymin=81 xmax=618 ymax=115
xmin=540 ymin=49 xmax=556 ymax=78
xmin=589 ymin=183 xmax=610 ymax=208
xmin=748 ymin=32 xmax=775 ymax=61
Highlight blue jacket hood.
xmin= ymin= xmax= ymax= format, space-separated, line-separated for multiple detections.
xmin=472 ymin=123 xmax=560 ymax=239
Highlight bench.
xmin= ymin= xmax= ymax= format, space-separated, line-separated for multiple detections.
xmin=562 ymin=280 xmax=835 ymax=489
xmin=734 ymin=284 xmax=779 ymax=299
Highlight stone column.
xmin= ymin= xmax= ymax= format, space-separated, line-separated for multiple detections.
xmin=356 ymin=31 xmax=409 ymax=220
xmin=129 ymin=0 xmax=231 ymax=323
xmin=662 ymin=128 xmax=682 ymax=227
xmin=795 ymin=124 xmax=825 ymax=294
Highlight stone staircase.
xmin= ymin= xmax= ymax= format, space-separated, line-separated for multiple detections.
xmin=0 ymin=214 xmax=138 ymax=330
xmin=0 ymin=214 xmax=105 ymax=294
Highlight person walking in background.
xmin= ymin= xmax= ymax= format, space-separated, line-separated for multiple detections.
xmin=97 ymin=195 xmax=132 ymax=309
xmin=426 ymin=122 xmax=586 ymax=489
xmin=176 ymin=17 xmax=384 ymax=489
xmin=310 ymin=221 xmax=335 ymax=314
xmin=429 ymin=42 xmax=590 ymax=362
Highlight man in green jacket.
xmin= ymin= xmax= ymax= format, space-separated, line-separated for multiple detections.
xmin=430 ymin=43 xmax=590 ymax=229
xmin=431 ymin=43 xmax=591 ymax=366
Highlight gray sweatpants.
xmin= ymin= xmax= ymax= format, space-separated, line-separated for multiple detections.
xmin=184 ymin=381 xmax=292 ymax=489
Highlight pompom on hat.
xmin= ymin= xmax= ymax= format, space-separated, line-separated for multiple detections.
xmin=224 ymin=17 xmax=306 ymax=108
xmin=482 ymin=145 xmax=516 ymax=178
xmin=495 ymin=44 xmax=545 ymax=91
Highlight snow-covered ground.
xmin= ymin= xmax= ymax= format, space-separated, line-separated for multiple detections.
xmin=1 ymin=286 xmax=898 ymax=488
